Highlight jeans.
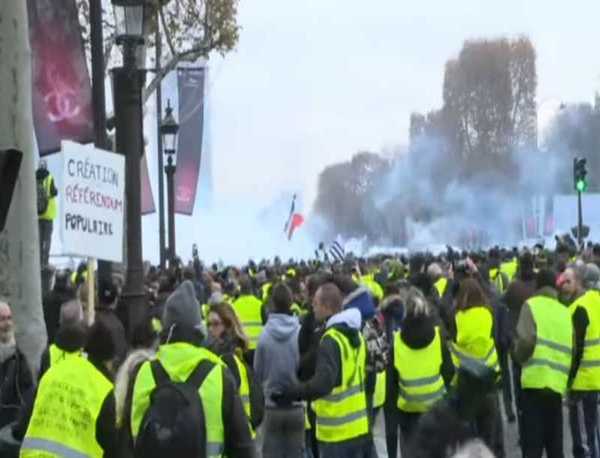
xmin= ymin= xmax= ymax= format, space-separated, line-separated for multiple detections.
xmin=569 ymin=391 xmax=600 ymax=458
xmin=38 ymin=219 xmax=53 ymax=268
xmin=318 ymin=438 xmax=375 ymax=458
xmin=520 ymin=389 xmax=564 ymax=458
xmin=262 ymin=406 xmax=305 ymax=458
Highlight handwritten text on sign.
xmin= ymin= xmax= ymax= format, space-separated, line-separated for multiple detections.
xmin=61 ymin=141 xmax=125 ymax=262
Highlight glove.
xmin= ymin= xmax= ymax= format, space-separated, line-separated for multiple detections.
xmin=271 ymin=382 xmax=303 ymax=406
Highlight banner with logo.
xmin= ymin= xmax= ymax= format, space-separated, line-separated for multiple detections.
xmin=27 ymin=0 xmax=94 ymax=155
xmin=60 ymin=141 xmax=125 ymax=262
xmin=175 ymin=67 xmax=206 ymax=215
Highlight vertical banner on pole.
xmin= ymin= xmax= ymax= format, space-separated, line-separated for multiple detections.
xmin=175 ymin=67 xmax=206 ymax=215
xmin=27 ymin=0 xmax=94 ymax=155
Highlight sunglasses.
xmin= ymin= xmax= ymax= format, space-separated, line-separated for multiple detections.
xmin=207 ymin=320 xmax=223 ymax=328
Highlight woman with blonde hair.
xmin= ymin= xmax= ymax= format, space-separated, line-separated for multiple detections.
xmin=207 ymin=303 xmax=263 ymax=435
xmin=391 ymin=287 xmax=454 ymax=456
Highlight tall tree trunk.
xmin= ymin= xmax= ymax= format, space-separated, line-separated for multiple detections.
xmin=0 ymin=1 xmax=47 ymax=376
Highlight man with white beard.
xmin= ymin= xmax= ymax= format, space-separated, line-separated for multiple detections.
xmin=0 ymin=302 xmax=34 ymax=428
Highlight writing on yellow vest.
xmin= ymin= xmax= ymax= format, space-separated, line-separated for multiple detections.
xmin=312 ymin=328 xmax=369 ymax=443
xmin=21 ymin=353 xmax=112 ymax=458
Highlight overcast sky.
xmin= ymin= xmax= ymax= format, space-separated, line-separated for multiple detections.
xmin=204 ymin=0 xmax=600 ymax=208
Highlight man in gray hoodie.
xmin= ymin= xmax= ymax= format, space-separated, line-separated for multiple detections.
xmin=254 ymin=282 xmax=305 ymax=458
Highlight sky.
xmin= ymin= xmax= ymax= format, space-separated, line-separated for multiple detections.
xmin=48 ymin=0 xmax=600 ymax=265
xmin=206 ymin=0 xmax=600 ymax=208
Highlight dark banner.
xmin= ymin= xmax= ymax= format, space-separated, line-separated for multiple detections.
xmin=141 ymin=155 xmax=156 ymax=215
xmin=27 ymin=0 xmax=94 ymax=155
xmin=175 ymin=68 xmax=206 ymax=215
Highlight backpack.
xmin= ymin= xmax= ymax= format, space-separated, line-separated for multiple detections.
xmin=363 ymin=314 xmax=390 ymax=373
xmin=134 ymin=359 xmax=215 ymax=458
xmin=36 ymin=177 xmax=49 ymax=215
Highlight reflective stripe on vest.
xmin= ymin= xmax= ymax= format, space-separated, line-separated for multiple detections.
xmin=394 ymin=327 xmax=446 ymax=413
xmin=452 ymin=306 xmax=499 ymax=376
xmin=21 ymin=353 xmax=112 ymax=458
xmin=521 ymin=295 xmax=573 ymax=395
xmin=569 ymin=290 xmax=600 ymax=390
xmin=233 ymin=295 xmax=264 ymax=350
xmin=313 ymin=328 xmax=369 ymax=443
xmin=130 ymin=343 xmax=225 ymax=458
xmin=233 ymin=354 xmax=255 ymax=438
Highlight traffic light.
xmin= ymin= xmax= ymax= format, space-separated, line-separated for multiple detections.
xmin=573 ymin=157 xmax=588 ymax=192
xmin=0 ymin=149 xmax=23 ymax=231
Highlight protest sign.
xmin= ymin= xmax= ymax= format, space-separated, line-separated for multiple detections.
xmin=60 ymin=141 xmax=125 ymax=262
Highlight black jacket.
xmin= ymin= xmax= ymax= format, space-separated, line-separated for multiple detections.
xmin=570 ymin=305 xmax=590 ymax=386
xmin=35 ymin=169 xmax=57 ymax=197
xmin=42 ymin=286 xmax=75 ymax=344
xmin=0 ymin=349 xmax=33 ymax=429
xmin=297 ymin=310 xmax=324 ymax=382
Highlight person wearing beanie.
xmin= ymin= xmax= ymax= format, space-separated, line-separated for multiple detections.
xmin=122 ymin=280 xmax=256 ymax=458
xmin=567 ymin=263 xmax=600 ymax=458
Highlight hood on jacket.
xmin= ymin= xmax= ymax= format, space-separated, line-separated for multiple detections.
xmin=343 ymin=286 xmax=376 ymax=321
xmin=264 ymin=313 xmax=300 ymax=341
xmin=326 ymin=308 xmax=362 ymax=348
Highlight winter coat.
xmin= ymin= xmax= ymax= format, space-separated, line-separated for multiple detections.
xmin=254 ymin=313 xmax=301 ymax=408
xmin=297 ymin=310 xmax=324 ymax=382
xmin=0 ymin=348 xmax=33 ymax=429
xmin=42 ymin=286 xmax=75 ymax=344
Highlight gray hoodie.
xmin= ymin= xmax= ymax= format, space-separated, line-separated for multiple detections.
xmin=254 ymin=313 xmax=301 ymax=408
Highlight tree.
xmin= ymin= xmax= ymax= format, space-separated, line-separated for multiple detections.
xmin=76 ymin=0 xmax=240 ymax=104
xmin=442 ymin=37 xmax=537 ymax=167
xmin=0 ymin=1 xmax=47 ymax=374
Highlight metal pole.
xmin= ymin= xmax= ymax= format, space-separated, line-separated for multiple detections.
xmin=90 ymin=0 xmax=112 ymax=285
xmin=155 ymin=27 xmax=166 ymax=270
xmin=578 ymin=190 xmax=583 ymax=248
xmin=166 ymin=156 xmax=176 ymax=264
xmin=112 ymin=63 xmax=146 ymax=340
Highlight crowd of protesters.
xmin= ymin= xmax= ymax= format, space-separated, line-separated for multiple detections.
xmin=1 ymin=235 xmax=600 ymax=457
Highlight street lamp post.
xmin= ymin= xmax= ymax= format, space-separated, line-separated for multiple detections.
xmin=160 ymin=100 xmax=179 ymax=266
xmin=112 ymin=0 xmax=146 ymax=340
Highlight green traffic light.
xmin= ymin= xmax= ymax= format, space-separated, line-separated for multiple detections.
xmin=576 ymin=179 xmax=588 ymax=192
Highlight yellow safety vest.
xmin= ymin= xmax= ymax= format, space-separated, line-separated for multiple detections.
xmin=394 ymin=327 xmax=446 ymax=413
xmin=312 ymin=328 xmax=369 ymax=443
xmin=489 ymin=268 xmax=507 ymax=294
xmin=48 ymin=343 xmax=81 ymax=367
xmin=232 ymin=353 xmax=255 ymax=438
xmin=522 ymin=295 xmax=573 ymax=395
xmin=261 ymin=283 xmax=272 ymax=302
xmin=434 ymin=277 xmax=448 ymax=298
xmin=373 ymin=371 xmax=386 ymax=409
xmin=358 ymin=275 xmax=384 ymax=301
xmin=130 ymin=342 xmax=225 ymax=458
xmin=21 ymin=353 xmax=112 ymax=458
xmin=569 ymin=290 xmax=600 ymax=390
xmin=39 ymin=175 xmax=57 ymax=221
xmin=500 ymin=259 xmax=518 ymax=282
xmin=451 ymin=306 xmax=499 ymax=379
xmin=233 ymin=295 xmax=264 ymax=350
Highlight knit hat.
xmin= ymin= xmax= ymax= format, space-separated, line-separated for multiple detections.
xmin=85 ymin=319 xmax=116 ymax=362
xmin=162 ymin=280 xmax=203 ymax=332
xmin=584 ymin=263 xmax=600 ymax=290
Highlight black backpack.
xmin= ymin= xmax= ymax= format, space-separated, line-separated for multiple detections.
xmin=134 ymin=359 xmax=215 ymax=458
xmin=36 ymin=177 xmax=49 ymax=215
